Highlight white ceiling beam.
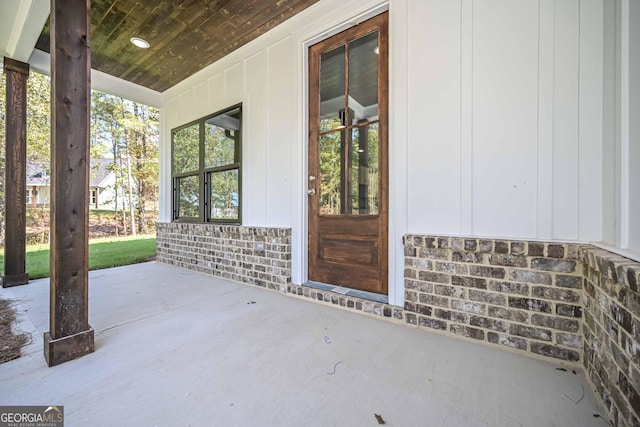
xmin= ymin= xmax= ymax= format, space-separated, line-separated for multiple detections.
xmin=29 ymin=49 xmax=163 ymax=108
xmin=0 ymin=0 xmax=49 ymax=62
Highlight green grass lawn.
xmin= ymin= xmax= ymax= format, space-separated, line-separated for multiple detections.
xmin=0 ymin=235 xmax=157 ymax=279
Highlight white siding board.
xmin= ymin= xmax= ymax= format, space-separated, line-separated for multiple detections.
xmin=579 ymin=0 xmax=604 ymax=241
xmin=406 ymin=0 xmax=462 ymax=235
xmin=552 ymin=0 xmax=580 ymax=240
xmin=537 ymin=0 xmax=555 ymax=240
xmin=159 ymin=107 xmax=172 ymax=222
xmin=224 ymin=64 xmax=243 ymax=106
xmin=193 ymin=81 xmax=208 ymax=118
xmin=461 ymin=0 xmax=473 ymax=235
xmin=266 ymin=36 xmax=294 ymax=225
xmin=208 ymin=73 xmax=223 ymax=112
xmin=388 ymin=0 xmax=408 ymax=308
xmin=178 ymin=90 xmax=193 ymax=124
xmin=472 ymin=0 xmax=539 ymax=238
xmin=165 ymin=96 xmax=179 ymax=129
xmin=628 ymin=0 xmax=640 ymax=252
xmin=619 ymin=0 xmax=630 ymax=249
xmin=243 ymin=51 xmax=267 ymax=226
xmin=602 ymin=0 xmax=617 ymax=245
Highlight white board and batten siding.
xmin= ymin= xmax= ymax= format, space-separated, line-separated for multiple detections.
xmin=627 ymin=0 xmax=640 ymax=254
xmin=160 ymin=0 xmax=639 ymax=306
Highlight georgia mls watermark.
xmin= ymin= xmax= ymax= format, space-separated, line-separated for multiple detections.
xmin=0 ymin=406 xmax=63 ymax=427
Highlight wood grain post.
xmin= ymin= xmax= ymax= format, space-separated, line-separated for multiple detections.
xmin=2 ymin=58 xmax=30 ymax=288
xmin=44 ymin=0 xmax=95 ymax=367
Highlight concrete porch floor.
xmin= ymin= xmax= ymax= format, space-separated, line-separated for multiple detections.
xmin=0 ymin=262 xmax=606 ymax=426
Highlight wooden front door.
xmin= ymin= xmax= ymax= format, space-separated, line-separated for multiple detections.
xmin=308 ymin=12 xmax=388 ymax=295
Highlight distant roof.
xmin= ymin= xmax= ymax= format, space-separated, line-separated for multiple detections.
xmin=26 ymin=161 xmax=47 ymax=186
xmin=89 ymin=158 xmax=115 ymax=187
xmin=26 ymin=158 xmax=115 ymax=188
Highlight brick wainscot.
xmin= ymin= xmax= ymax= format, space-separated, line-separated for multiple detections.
xmin=404 ymin=235 xmax=640 ymax=427
xmin=156 ymin=223 xmax=291 ymax=291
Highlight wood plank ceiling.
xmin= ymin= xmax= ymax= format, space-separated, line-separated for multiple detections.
xmin=36 ymin=0 xmax=319 ymax=92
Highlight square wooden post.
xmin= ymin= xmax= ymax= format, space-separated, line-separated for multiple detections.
xmin=2 ymin=58 xmax=30 ymax=288
xmin=44 ymin=0 xmax=95 ymax=367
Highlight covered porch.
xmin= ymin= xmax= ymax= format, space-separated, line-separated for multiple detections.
xmin=1 ymin=261 xmax=603 ymax=426
xmin=2 ymin=0 xmax=640 ymax=425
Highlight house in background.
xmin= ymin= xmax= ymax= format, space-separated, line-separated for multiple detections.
xmin=88 ymin=158 xmax=117 ymax=210
xmin=1 ymin=0 xmax=640 ymax=422
xmin=25 ymin=161 xmax=49 ymax=207
xmin=26 ymin=158 xmax=116 ymax=209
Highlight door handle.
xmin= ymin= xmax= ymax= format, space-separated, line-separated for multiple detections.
xmin=307 ymin=188 xmax=316 ymax=196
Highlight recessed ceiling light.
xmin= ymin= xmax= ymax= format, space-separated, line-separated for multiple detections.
xmin=130 ymin=37 xmax=150 ymax=49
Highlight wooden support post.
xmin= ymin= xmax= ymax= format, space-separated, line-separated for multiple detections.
xmin=44 ymin=0 xmax=95 ymax=367
xmin=2 ymin=58 xmax=30 ymax=288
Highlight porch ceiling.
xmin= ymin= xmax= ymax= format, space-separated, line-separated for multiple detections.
xmin=34 ymin=0 xmax=319 ymax=92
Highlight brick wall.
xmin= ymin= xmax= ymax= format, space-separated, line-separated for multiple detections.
xmin=403 ymin=235 xmax=585 ymax=362
xmin=582 ymin=247 xmax=640 ymax=427
xmin=156 ymin=223 xmax=291 ymax=291
xmin=404 ymin=235 xmax=640 ymax=426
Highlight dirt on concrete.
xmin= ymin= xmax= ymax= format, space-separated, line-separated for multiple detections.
xmin=0 ymin=298 xmax=30 ymax=364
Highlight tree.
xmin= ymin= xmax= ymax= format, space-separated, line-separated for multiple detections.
xmin=0 ymin=66 xmax=52 ymax=244
xmin=91 ymin=92 xmax=159 ymax=234
xmin=25 ymin=71 xmax=51 ymax=171
xmin=0 ymin=64 xmax=159 ymax=244
xmin=127 ymin=103 xmax=159 ymax=232
xmin=26 ymin=71 xmax=108 ymax=175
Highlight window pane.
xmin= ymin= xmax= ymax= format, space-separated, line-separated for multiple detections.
xmin=350 ymin=123 xmax=378 ymax=214
xmin=209 ymin=169 xmax=239 ymax=221
xmin=320 ymin=45 xmax=346 ymax=132
xmin=348 ymin=31 xmax=378 ymax=124
xmin=319 ymin=130 xmax=345 ymax=215
xmin=173 ymin=124 xmax=200 ymax=174
xmin=204 ymin=107 xmax=241 ymax=168
xmin=318 ymin=126 xmax=379 ymax=216
xmin=177 ymin=175 xmax=199 ymax=218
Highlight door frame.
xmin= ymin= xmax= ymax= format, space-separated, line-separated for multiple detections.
xmin=307 ymin=12 xmax=389 ymax=294
xmin=298 ymin=4 xmax=398 ymax=300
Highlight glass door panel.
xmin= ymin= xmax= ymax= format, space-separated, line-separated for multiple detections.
xmin=350 ymin=123 xmax=379 ymax=215
xmin=348 ymin=31 xmax=379 ymax=124
xmin=319 ymin=45 xmax=346 ymax=132
xmin=317 ymin=30 xmax=380 ymax=217
xmin=319 ymin=130 xmax=345 ymax=215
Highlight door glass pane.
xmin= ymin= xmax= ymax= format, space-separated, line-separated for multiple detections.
xmin=177 ymin=175 xmax=199 ymax=218
xmin=204 ymin=107 xmax=241 ymax=168
xmin=319 ymin=130 xmax=345 ymax=215
xmin=348 ymin=31 xmax=378 ymax=124
xmin=319 ymin=125 xmax=379 ymax=216
xmin=320 ymin=45 xmax=346 ymax=132
xmin=173 ymin=124 xmax=200 ymax=174
xmin=350 ymin=123 xmax=379 ymax=214
xmin=209 ymin=169 xmax=239 ymax=221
